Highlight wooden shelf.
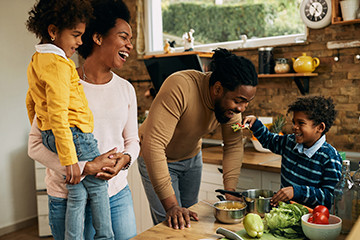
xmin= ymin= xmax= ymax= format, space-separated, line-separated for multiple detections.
xmin=332 ymin=19 xmax=360 ymax=25
xmin=258 ymin=73 xmax=318 ymax=95
xmin=258 ymin=73 xmax=318 ymax=78
xmin=143 ymin=51 xmax=213 ymax=59
xmin=331 ymin=0 xmax=360 ymax=25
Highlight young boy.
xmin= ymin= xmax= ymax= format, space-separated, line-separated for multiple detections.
xmin=243 ymin=96 xmax=342 ymax=210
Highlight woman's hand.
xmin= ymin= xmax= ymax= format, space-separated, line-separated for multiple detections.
xmin=242 ymin=115 xmax=257 ymax=128
xmin=270 ymin=186 xmax=294 ymax=206
xmin=83 ymin=147 xmax=125 ymax=180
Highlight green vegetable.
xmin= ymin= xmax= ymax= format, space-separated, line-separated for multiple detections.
xmin=264 ymin=202 xmax=308 ymax=239
xmin=243 ymin=213 xmax=264 ymax=238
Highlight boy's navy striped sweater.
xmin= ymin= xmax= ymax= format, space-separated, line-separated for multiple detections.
xmin=251 ymin=119 xmax=342 ymax=209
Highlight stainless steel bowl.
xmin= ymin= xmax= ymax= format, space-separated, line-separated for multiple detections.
xmin=213 ymin=196 xmax=247 ymax=224
xmin=215 ymin=188 xmax=275 ymax=218
xmin=242 ymin=189 xmax=275 ymax=217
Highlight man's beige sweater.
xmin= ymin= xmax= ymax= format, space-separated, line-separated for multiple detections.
xmin=139 ymin=70 xmax=244 ymax=200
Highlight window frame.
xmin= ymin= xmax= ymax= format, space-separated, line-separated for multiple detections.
xmin=143 ymin=0 xmax=307 ymax=55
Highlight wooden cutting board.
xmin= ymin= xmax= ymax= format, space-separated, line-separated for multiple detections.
xmin=220 ymin=229 xmax=305 ymax=240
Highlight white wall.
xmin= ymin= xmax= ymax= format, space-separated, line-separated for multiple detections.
xmin=0 ymin=0 xmax=41 ymax=233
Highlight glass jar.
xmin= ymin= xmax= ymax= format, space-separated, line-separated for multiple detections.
xmin=333 ymin=160 xmax=356 ymax=234
xmin=258 ymin=47 xmax=274 ymax=74
xmin=274 ymin=58 xmax=290 ymax=74
xmin=352 ymin=161 xmax=360 ymax=222
xmin=356 ymin=8 xmax=360 ymax=19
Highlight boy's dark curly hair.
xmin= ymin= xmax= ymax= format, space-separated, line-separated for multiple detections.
xmin=26 ymin=0 xmax=93 ymax=42
xmin=77 ymin=0 xmax=130 ymax=59
xmin=287 ymin=96 xmax=337 ymax=135
xmin=209 ymin=48 xmax=258 ymax=91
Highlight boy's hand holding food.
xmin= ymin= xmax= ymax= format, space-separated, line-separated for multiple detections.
xmin=270 ymin=186 xmax=294 ymax=206
xmin=242 ymin=115 xmax=257 ymax=128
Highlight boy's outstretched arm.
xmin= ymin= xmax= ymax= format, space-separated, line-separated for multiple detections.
xmin=242 ymin=115 xmax=257 ymax=128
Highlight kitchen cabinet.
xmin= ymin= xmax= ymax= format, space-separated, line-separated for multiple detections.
xmin=258 ymin=73 xmax=318 ymax=95
xmin=331 ymin=0 xmax=360 ymax=25
xmin=34 ymin=161 xmax=52 ymax=237
xmin=127 ymin=160 xmax=153 ymax=234
xmin=200 ymin=163 xmax=280 ymax=202
xmin=262 ymin=171 xmax=281 ymax=191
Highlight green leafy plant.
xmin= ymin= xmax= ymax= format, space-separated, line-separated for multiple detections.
xmin=138 ymin=115 xmax=147 ymax=124
xmin=270 ymin=115 xmax=286 ymax=134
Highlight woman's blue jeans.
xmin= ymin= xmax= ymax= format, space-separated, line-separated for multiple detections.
xmin=137 ymin=151 xmax=203 ymax=225
xmin=42 ymin=128 xmax=113 ymax=239
xmin=48 ymin=185 xmax=137 ymax=240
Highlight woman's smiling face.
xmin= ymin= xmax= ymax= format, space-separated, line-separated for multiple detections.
xmin=292 ymin=111 xmax=324 ymax=148
xmin=98 ymin=18 xmax=133 ymax=69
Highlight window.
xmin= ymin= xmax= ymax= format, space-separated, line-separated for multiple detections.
xmin=143 ymin=0 xmax=306 ymax=55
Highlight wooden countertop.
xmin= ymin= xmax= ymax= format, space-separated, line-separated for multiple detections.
xmin=130 ymin=200 xmax=245 ymax=240
xmin=202 ymin=146 xmax=282 ymax=173
xmin=131 ymin=200 xmax=349 ymax=240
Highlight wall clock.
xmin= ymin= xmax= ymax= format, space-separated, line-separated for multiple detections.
xmin=300 ymin=0 xmax=332 ymax=29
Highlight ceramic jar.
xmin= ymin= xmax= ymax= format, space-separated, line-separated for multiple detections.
xmin=274 ymin=58 xmax=290 ymax=74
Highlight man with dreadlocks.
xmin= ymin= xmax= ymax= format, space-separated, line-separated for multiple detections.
xmin=138 ymin=48 xmax=258 ymax=229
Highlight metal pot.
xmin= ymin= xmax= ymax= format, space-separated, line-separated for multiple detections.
xmin=216 ymin=189 xmax=275 ymax=217
xmin=213 ymin=195 xmax=247 ymax=224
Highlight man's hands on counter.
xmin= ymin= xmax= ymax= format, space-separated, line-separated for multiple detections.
xmin=83 ymin=147 xmax=130 ymax=180
xmin=162 ymin=195 xmax=199 ymax=229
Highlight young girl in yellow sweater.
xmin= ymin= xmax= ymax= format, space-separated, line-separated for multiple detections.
xmin=25 ymin=0 xmax=113 ymax=239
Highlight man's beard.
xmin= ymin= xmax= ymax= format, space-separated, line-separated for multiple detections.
xmin=214 ymin=99 xmax=231 ymax=124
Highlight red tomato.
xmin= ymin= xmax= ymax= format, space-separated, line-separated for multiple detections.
xmin=313 ymin=205 xmax=330 ymax=219
xmin=313 ymin=212 xmax=329 ymax=224
xmin=307 ymin=215 xmax=314 ymax=223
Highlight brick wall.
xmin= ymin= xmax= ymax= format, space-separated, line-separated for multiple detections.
xmin=118 ymin=0 xmax=360 ymax=152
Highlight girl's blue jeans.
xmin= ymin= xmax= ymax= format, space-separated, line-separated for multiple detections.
xmin=42 ymin=127 xmax=113 ymax=240
xmin=48 ymin=185 xmax=137 ymax=240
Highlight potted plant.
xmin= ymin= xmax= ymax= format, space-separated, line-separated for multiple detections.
xmin=251 ymin=115 xmax=286 ymax=152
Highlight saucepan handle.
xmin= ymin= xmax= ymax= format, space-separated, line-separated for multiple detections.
xmin=216 ymin=195 xmax=226 ymax=201
xmin=215 ymin=189 xmax=243 ymax=198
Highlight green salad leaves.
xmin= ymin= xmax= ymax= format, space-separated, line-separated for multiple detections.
xmin=264 ymin=202 xmax=309 ymax=239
